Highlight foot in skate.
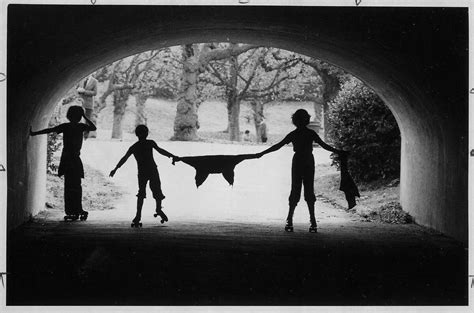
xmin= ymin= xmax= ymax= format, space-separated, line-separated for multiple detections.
xmin=284 ymin=220 xmax=294 ymax=232
xmin=131 ymin=216 xmax=142 ymax=228
xmin=309 ymin=223 xmax=318 ymax=233
xmin=154 ymin=208 xmax=168 ymax=224
xmin=153 ymin=206 xmax=163 ymax=217
xmin=64 ymin=214 xmax=79 ymax=221
xmin=79 ymin=210 xmax=89 ymax=221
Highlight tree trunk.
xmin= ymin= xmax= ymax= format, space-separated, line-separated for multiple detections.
xmin=172 ymin=44 xmax=200 ymax=141
xmin=111 ymin=91 xmax=128 ymax=139
xmin=312 ymin=96 xmax=324 ymax=137
xmin=228 ymin=96 xmax=241 ymax=141
xmin=251 ymin=100 xmax=264 ymax=143
xmin=223 ymin=102 xmax=232 ymax=133
xmin=227 ymin=53 xmax=241 ymax=142
xmin=135 ymin=93 xmax=148 ymax=127
xmin=319 ymin=69 xmax=340 ymax=140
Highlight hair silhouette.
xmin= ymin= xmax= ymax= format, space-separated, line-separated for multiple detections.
xmin=66 ymin=106 xmax=84 ymax=123
xmin=291 ymin=109 xmax=311 ymax=127
xmin=135 ymin=124 xmax=149 ymax=139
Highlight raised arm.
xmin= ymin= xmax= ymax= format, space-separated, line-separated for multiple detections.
xmin=109 ymin=149 xmax=133 ymax=177
xmin=82 ymin=111 xmax=97 ymax=131
xmin=256 ymin=135 xmax=291 ymax=158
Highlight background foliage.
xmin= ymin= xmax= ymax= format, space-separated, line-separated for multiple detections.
xmin=327 ymin=78 xmax=401 ymax=182
xmin=46 ymin=107 xmax=62 ymax=174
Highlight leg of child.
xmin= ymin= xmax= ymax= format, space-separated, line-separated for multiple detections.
xmin=286 ymin=204 xmax=297 ymax=226
xmin=64 ymin=172 xmax=82 ymax=217
xmin=306 ymin=201 xmax=316 ymax=227
xmin=134 ymin=196 xmax=144 ymax=223
xmin=149 ymin=169 xmax=167 ymax=222
xmin=303 ymin=160 xmax=317 ymax=228
xmin=288 ymin=160 xmax=303 ymax=226
xmin=64 ymin=173 xmax=74 ymax=217
xmin=135 ymin=175 xmax=147 ymax=223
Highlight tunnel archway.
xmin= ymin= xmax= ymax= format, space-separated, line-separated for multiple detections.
xmin=7 ymin=5 xmax=468 ymax=243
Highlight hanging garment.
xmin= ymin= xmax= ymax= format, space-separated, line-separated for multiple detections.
xmin=176 ymin=154 xmax=258 ymax=187
xmin=339 ymin=154 xmax=360 ymax=209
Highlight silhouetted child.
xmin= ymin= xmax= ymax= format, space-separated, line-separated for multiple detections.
xmin=256 ymin=109 xmax=345 ymax=233
xmin=109 ymin=125 xmax=179 ymax=227
xmin=30 ymin=105 xmax=97 ymax=221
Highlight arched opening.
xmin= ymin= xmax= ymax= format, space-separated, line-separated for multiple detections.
xmin=42 ymin=43 xmax=401 ymax=227
xmin=8 ymin=5 xmax=467 ymax=242
xmin=5 ymin=5 xmax=468 ymax=305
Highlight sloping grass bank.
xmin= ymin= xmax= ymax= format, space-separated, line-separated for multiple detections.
xmin=314 ymin=168 xmax=411 ymax=224
xmin=46 ymin=164 xmax=122 ymax=212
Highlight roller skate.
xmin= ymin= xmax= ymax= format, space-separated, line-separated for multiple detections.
xmin=284 ymin=220 xmax=294 ymax=232
xmin=153 ymin=208 xmax=168 ymax=224
xmin=79 ymin=210 xmax=89 ymax=221
xmin=64 ymin=214 xmax=79 ymax=222
xmin=309 ymin=222 xmax=318 ymax=233
xmin=131 ymin=216 xmax=142 ymax=228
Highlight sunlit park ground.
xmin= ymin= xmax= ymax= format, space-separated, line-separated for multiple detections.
xmin=45 ymin=99 xmax=401 ymax=227
xmin=46 ymin=130 xmax=347 ymax=228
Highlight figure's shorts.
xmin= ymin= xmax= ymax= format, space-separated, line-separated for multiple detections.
xmin=288 ymin=154 xmax=316 ymax=206
xmin=137 ymin=167 xmax=165 ymax=200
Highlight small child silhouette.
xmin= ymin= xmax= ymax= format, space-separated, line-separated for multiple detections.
xmin=109 ymin=125 xmax=180 ymax=227
xmin=256 ymin=109 xmax=346 ymax=233
xmin=30 ymin=105 xmax=97 ymax=221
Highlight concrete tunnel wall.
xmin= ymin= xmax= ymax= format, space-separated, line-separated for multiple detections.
xmin=6 ymin=6 xmax=468 ymax=243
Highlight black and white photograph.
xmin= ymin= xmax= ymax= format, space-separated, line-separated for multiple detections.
xmin=0 ymin=0 xmax=471 ymax=311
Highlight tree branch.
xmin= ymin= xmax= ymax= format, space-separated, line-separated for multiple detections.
xmin=208 ymin=63 xmax=232 ymax=88
xmin=201 ymin=44 xmax=260 ymax=65
xmin=239 ymin=50 xmax=269 ymax=97
xmin=237 ymin=48 xmax=258 ymax=71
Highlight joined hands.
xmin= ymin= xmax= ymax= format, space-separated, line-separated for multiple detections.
xmin=172 ymin=156 xmax=182 ymax=165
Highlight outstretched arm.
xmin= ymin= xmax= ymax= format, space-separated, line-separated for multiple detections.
xmin=313 ymin=133 xmax=346 ymax=154
xmin=152 ymin=141 xmax=180 ymax=163
xmin=256 ymin=135 xmax=291 ymax=158
xmin=30 ymin=125 xmax=61 ymax=136
xmin=109 ymin=149 xmax=132 ymax=177
xmin=82 ymin=111 xmax=97 ymax=131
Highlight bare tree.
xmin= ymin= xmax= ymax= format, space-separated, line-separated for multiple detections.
xmin=207 ymin=47 xmax=304 ymax=141
xmin=98 ymin=51 xmax=159 ymax=139
xmin=171 ymin=43 xmax=258 ymax=141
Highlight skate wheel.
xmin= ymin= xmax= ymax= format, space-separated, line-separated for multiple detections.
xmin=161 ymin=219 xmax=165 ymax=224
xmin=153 ymin=213 xmax=158 ymax=218
xmin=309 ymin=227 xmax=317 ymax=233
